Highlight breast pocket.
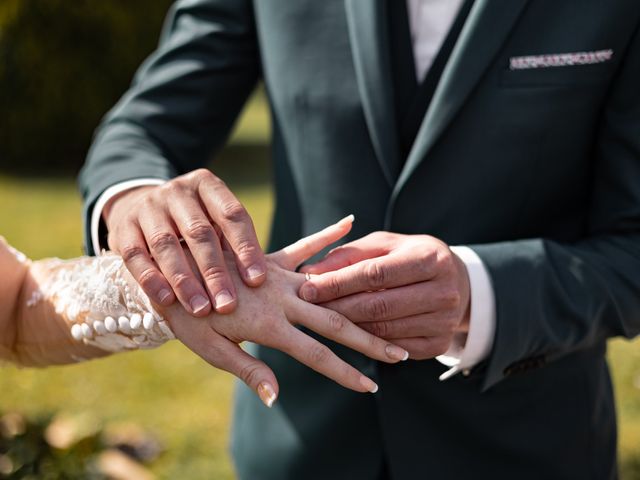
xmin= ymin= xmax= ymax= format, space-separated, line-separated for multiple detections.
xmin=499 ymin=51 xmax=617 ymax=88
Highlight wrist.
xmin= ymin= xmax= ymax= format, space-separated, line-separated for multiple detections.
xmin=451 ymin=250 xmax=471 ymax=334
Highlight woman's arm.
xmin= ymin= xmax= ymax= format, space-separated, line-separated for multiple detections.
xmin=0 ymin=238 xmax=174 ymax=367
xmin=0 ymin=236 xmax=29 ymax=362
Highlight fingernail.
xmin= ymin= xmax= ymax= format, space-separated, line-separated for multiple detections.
xmin=340 ymin=214 xmax=355 ymax=225
xmin=360 ymin=376 xmax=379 ymax=393
xmin=190 ymin=295 xmax=210 ymax=314
xmin=215 ymin=289 xmax=234 ymax=309
xmin=247 ymin=264 xmax=265 ymax=281
xmin=385 ymin=344 xmax=410 ymax=362
xmin=158 ymin=289 xmax=172 ymax=304
xmin=258 ymin=382 xmax=277 ymax=408
xmin=300 ymin=284 xmax=317 ymax=302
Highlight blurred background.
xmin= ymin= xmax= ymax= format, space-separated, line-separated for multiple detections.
xmin=0 ymin=1 xmax=639 ymax=478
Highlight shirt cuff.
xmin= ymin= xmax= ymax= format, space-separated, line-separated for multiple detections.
xmin=436 ymin=246 xmax=496 ymax=381
xmin=90 ymin=178 xmax=166 ymax=255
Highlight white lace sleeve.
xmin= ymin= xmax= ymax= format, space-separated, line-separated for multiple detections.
xmin=27 ymin=252 xmax=174 ymax=354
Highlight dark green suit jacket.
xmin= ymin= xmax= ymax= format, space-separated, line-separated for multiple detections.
xmin=80 ymin=1 xmax=640 ymax=478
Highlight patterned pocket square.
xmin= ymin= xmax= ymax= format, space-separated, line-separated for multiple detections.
xmin=509 ymin=49 xmax=613 ymax=70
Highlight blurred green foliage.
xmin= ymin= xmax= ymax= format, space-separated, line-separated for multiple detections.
xmin=0 ymin=0 xmax=174 ymax=174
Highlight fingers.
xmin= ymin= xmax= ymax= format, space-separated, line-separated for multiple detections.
xmin=274 ymin=325 xmax=379 ymax=393
xmin=299 ymin=233 xmax=390 ymax=275
xmin=288 ymin=300 xmax=409 ymax=363
xmin=198 ymin=175 xmax=267 ymax=287
xmin=169 ymin=195 xmax=237 ymax=313
xmin=320 ymin=282 xmax=455 ymax=322
xmin=390 ymin=336 xmax=452 ymax=361
xmin=271 ymin=215 xmax=355 ymax=270
xmin=110 ymin=222 xmax=176 ymax=307
xmin=138 ymin=208 xmax=213 ymax=317
xmin=359 ymin=313 xmax=455 ymax=339
xmin=300 ymin=252 xmax=436 ymax=304
xmin=168 ymin=314 xmax=279 ymax=408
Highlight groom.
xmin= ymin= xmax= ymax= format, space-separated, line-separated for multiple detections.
xmin=80 ymin=0 xmax=640 ymax=478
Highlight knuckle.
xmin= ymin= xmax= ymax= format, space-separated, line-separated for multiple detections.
xmin=234 ymin=239 xmax=259 ymax=258
xmin=120 ymin=244 xmax=146 ymax=263
xmin=327 ymin=312 xmax=347 ymax=333
xmin=140 ymin=195 xmax=156 ymax=210
xmin=418 ymin=246 xmax=438 ymax=267
xmin=437 ymin=249 xmax=456 ymax=272
xmin=325 ymin=276 xmax=343 ymax=298
xmin=149 ymin=231 xmax=179 ymax=253
xmin=441 ymin=288 xmax=461 ymax=309
xmin=238 ymin=362 xmax=263 ymax=388
xmin=137 ymin=267 xmax=160 ymax=289
xmin=220 ymin=202 xmax=249 ymax=223
xmin=185 ymin=222 xmax=215 ymax=243
xmin=363 ymin=296 xmax=389 ymax=321
xmin=201 ymin=264 xmax=227 ymax=283
xmin=368 ymin=321 xmax=388 ymax=338
xmin=308 ymin=344 xmax=331 ymax=364
xmin=170 ymin=272 xmax=193 ymax=289
xmin=364 ymin=262 xmax=386 ymax=289
xmin=191 ymin=168 xmax=214 ymax=181
xmin=159 ymin=181 xmax=177 ymax=194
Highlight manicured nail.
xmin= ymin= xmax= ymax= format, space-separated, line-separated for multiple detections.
xmin=258 ymin=382 xmax=277 ymax=408
xmin=247 ymin=264 xmax=265 ymax=281
xmin=339 ymin=214 xmax=355 ymax=225
xmin=190 ymin=295 xmax=210 ymax=314
xmin=300 ymin=284 xmax=317 ymax=302
xmin=158 ymin=289 xmax=172 ymax=304
xmin=215 ymin=289 xmax=234 ymax=309
xmin=385 ymin=344 xmax=410 ymax=362
xmin=360 ymin=376 xmax=379 ymax=393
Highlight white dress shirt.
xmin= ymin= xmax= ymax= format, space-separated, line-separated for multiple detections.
xmin=91 ymin=0 xmax=495 ymax=379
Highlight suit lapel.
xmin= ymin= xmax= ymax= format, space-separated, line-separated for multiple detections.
xmin=344 ymin=0 xmax=400 ymax=186
xmin=393 ymin=0 xmax=530 ymax=195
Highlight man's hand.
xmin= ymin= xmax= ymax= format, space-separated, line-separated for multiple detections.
xmin=104 ymin=169 xmax=266 ymax=317
xmin=161 ymin=218 xmax=409 ymax=408
xmin=299 ymin=232 xmax=471 ymax=360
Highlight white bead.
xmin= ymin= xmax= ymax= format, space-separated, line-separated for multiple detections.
xmin=143 ymin=312 xmax=155 ymax=330
xmin=71 ymin=324 xmax=83 ymax=341
xmin=157 ymin=321 xmax=175 ymax=340
xmin=104 ymin=316 xmax=118 ymax=333
xmin=93 ymin=320 xmax=107 ymax=335
xmin=130 ymin=313 xmax=142 ymax=330
xmin=81 ymin=323 xmax=93 ymax=339
xmin=118 ymin=316 xmax=132 ymax=333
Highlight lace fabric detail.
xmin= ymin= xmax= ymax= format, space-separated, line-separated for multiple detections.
xmin=33 ymin=252 xmax=174 ymax=353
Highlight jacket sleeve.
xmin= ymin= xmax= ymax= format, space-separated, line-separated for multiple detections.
xmin=472 ymin=20 xmax=640 ymax=390
xmin=78 ymin=0 xmax=260 ymax=254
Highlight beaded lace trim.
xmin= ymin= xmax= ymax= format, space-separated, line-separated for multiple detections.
xmin=30 ymin=253 xmax=174 ymax=352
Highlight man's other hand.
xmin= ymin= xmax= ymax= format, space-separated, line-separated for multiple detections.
xmin=299 ymin=232 xmax=471 ymax=360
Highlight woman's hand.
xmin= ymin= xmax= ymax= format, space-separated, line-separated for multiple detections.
xmin=161 ymin=217 xmax=409 ymax=408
